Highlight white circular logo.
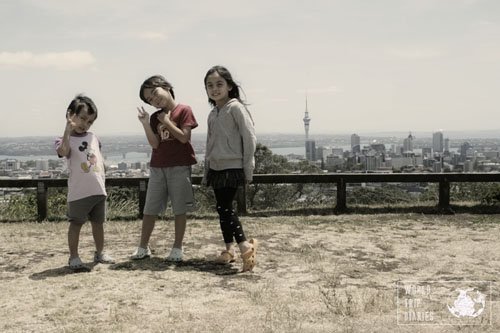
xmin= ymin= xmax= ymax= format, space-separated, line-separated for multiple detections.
xmin=447 ymin=288 xmax=486 ymax=318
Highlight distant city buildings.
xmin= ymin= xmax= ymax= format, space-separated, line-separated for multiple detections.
xmin=1 ymin=159 xmax=21 ymax=171
xmin=1 ymin=128 xmax=500 ymax=180
xmin=296 ymin=128 xmax=499 ymax=173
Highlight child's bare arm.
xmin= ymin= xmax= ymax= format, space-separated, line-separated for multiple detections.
xmin=157 ymin=111 xmax=191 ymax=143
xmin=56 ymin=112 xmax=75 ymax=157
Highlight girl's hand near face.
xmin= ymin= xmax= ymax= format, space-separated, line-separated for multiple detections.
xmin=137 ymin=106 xmax=150 ymax=125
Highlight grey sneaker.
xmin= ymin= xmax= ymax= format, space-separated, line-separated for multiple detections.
xmin=94 ymin=252 xmax=115 ymax=264
xmin=131 ymin=246 xmax=151 ymax=260
xmin=68 ymin=256 xmax=84 ymax=270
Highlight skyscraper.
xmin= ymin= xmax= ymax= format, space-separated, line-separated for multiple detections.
xmin=306 ymin=140 xmax=316 ymax=161
xmin=432 ymin=130 xmax=444 ymax=153
xmin=403 ymin=132 xmax=414 ymax=153
xmin=351 ymin=134 xmax=360 ymax=154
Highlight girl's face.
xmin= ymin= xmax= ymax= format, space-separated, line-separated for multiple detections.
xmin=72 ymin=110 xmax=96 ymax=134
xmin=143 ymin=87 xmax=172 ymax=109
xmin=205 ymin=72 xmax=232 ymax=108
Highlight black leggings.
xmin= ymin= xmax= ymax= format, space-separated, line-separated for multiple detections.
xmin=214 ymin=187 xmax=247 ymax=244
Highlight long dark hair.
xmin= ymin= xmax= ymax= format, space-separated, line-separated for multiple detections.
xmin=204 ymin=65 xmax=246 ymax=107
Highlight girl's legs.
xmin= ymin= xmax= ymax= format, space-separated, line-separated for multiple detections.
xmin=68 ymin=222 xmax=83 ymax=258
xmin=139 ymin=214 xmax=156 ymax=248
xmin=214 ymin=187 xmax=253 ymax=254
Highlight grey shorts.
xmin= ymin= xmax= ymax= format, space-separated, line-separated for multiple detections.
xmin=67 ymin=195 xmax=107 ymax=224
xmin=143 ymin=166 xmax=195 ymax=216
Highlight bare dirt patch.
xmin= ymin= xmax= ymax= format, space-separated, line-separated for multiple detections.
xmin=1 ymin=214 xmax=499 ymax=332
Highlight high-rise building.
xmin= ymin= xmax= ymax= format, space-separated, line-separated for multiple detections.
xmin=306 ymin=140 xmax=316 ymax=161
xmin=351 ymin=134 xmax=360 ymax=154
xmin=460 ymin=142 xmax=472 ymax=162
xmin=433 ymin=131 xmax=444 ymax=153
xmin=422 ymin=147 xmax=432 ymax=157
xmin=36 ymin=159 xmax=49 ymax=171
xmin=403 ymin=132 xmax=414 ymax=153
xmin=2 ymin=159 xmax=21 ymax=171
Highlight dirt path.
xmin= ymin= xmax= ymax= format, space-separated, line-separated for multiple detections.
xmin=0 ymin=214 xmax=499 ymax=332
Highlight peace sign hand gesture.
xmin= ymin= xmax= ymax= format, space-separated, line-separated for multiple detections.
xmin=65 ymin=111 xmax=78 ymax=131
xmin=137 ymin=106 xmax=150 ymax=125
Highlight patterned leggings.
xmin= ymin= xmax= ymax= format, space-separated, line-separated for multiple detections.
xmin=214 ymin=187 xmax=247 ymax=244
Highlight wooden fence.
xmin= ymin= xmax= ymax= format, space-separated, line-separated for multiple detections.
xmin=1 ymin=172 xmax=499 ymax=221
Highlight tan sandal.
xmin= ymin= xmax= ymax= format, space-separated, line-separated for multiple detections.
xmin=215 ymin=250 xmax=235 ymax=264
xmin=241 ymin=239 xmax=258 ymax=272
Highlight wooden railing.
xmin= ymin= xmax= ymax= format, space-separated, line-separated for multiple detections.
xmin=1 ymin=172 xmax=499 ymax=221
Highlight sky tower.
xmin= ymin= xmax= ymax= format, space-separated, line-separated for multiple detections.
xmin=303 ymin=95 xmax=311 ymax=139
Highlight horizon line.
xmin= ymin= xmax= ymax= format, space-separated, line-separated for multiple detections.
xmin=1 ymin=128 xmax=500 ymax=139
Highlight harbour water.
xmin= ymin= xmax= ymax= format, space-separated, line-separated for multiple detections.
xmin=0 ymin=147 xmax=307 ymax=165
xmin=1 ymin=145 xmax=444 ymax=165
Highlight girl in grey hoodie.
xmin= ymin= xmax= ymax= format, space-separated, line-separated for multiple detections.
xmin=203 ymin=65 xmax=258 ymax=272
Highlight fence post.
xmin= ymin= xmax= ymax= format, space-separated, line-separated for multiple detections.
xmin=36 ymin=181 xmax=48 ymax=222
xmin=438 ymin=178 xmax=454 ymax=214
xmin=236 ymin=185 xmax=247 ymax=215
xmin=334 ymin=178 xmax=347 ymax=214
xmin=138 ymin=180 xmax=147 ymax=219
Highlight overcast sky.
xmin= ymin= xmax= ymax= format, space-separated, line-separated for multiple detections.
xmin=1 ymin=0 xmax=499 ymax=138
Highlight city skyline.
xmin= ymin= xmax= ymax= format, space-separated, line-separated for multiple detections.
xmin=1 ymin=1 xmax=500 ymax=137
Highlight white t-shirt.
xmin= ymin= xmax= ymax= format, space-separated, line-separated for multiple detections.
xmin=55 ymin=132 xmax=106 ymax=202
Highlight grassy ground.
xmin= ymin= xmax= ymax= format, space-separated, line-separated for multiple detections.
xmin=1 ymin=213 xmax=499 ymax=332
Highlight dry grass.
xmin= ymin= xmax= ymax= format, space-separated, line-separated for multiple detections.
xmin=1 ymin=213 xmax=500 ymax=332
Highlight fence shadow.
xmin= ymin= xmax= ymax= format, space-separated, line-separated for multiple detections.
xmin=246 ymin=204 xmax=500 ymax=217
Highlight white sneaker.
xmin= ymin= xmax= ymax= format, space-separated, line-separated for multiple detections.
xmin=94 ymin=252 xmax=115 ymax=264
xmin=68 ymin=256 xmax=84 ymax=270
xmin=165 ymin=247 xmax=183 ymax=262
xmin=131 ymin=246 xmax=151 ymax=260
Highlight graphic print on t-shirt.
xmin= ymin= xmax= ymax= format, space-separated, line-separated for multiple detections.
xmin=157 ymin=121 xmax=178 ymax=142
xmin=78 ymin=140 xmax=101 ymax=173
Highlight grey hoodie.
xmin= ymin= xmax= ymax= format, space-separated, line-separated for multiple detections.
xmin=205 ymin=98 xmax=256 ymax=181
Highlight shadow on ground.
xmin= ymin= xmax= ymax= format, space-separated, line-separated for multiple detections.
xmin=108 ymin=257 xmax=243 ymax=276
xmin=29 ymin=264 xmax=94 ymax=280
xmin=246 ymin=204 xmax=500 ymax=217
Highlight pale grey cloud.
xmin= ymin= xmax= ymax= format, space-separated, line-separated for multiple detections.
xmin=136 ymin=31 xmax=169 ymax=41
xmin=1 ymin=0 xmax=499 ymax=136
xmin=0 ymin=51 xmax=96 ymax=70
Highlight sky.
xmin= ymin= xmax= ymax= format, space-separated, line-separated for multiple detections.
xmin=1 ymin=0 xmax=499 ymax=138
